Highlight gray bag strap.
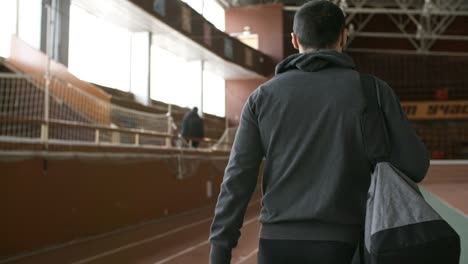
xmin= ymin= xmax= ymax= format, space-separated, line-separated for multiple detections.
xmin=360 ymin=74 xmax=380 ymax=112
xmin=359 ymin=74 xmax=390 ymax=167
xmin=355 ymin=74 xmax=392 ymax=264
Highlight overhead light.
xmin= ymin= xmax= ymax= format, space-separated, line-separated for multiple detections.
xmin=422 ymin=0 xmax=433 ymax=17
xmin=348 ymin=23 xmax=355 ymax=35
xmin=416 ymin=24 xmax=423 ymax=39
xmin=340 ymin=0 xmax=348 ymax=11
xmin=243 ymin=26 xmax=251 ymax=35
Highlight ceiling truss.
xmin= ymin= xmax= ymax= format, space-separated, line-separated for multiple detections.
xmin=282 ymin=0 xmax=468 ymax=55
xmin=215 ymin=0 xmax=468 ymax=55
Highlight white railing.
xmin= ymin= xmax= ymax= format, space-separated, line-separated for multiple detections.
xmin=0 ymin=73 xmax=172 ymax=147
xmin=0 ymin=73 xmax=234 ymax=151
xmin=211 ymin=127 xmax=237 ymax=151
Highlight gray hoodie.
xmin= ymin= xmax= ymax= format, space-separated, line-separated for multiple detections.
xmin=209 ymin=50 xmax=429 ymax=263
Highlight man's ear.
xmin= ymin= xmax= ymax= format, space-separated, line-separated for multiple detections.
xmin=339 ymin=29 xmax=348 ymax=50
xmin=291 ymin=32 xmax=300 ymax=50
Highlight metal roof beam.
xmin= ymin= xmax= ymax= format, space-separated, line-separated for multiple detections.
xmin=353 ymin=31 xmax=468 ymax=41
xmin=347 ymin=47 xmax=468 ymax=56
xmin=284 ymin=6 xmax=468 ymax=16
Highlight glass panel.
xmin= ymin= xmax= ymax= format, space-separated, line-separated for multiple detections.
xmin=181 ymin=0 xmax=225 ymax=31
xmin=18 ymin=0 xmax=41 ymax=50
xmin=150 ymin=45 xmax=202 ymax=109
xmin=68 ymin=4 xmax=132 ymax=91
xmin=203 ymin=70 xmax=225 ymax=117
xmin=0 ymin=0 xmax=18 ymax=57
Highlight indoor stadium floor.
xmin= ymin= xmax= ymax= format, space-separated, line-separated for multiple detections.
xmin=1 ymin=164 xmax=467 ymax=264
xmin=421 ymin=162 xmax=468 ymax=264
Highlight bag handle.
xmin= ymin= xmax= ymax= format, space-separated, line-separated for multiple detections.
xmin=356 ymin=74 xmax=391 ymax=264
xmin=359 ymin=74 xmax=390 ymax=168
xmin=360 ymin=74 xmax=380 ymax=112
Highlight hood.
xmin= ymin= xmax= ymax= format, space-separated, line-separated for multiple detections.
xmin=275 ymin=50 xmax=356 ymax=75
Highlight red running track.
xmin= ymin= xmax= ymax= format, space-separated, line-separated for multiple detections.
xmin=3 ymin=163 xmax=466 ymax=264
xmin=2 ymin=192 xmax=262 ymax=264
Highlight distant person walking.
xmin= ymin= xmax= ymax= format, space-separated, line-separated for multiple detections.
xmin=180 ymin=107 xmax=204 ymax=148
xmin=209 ymin=1 xmax=429 ymax=264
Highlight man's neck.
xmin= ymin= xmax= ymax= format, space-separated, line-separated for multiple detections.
xmin=299 ymin=46 xmax=341 ymax=53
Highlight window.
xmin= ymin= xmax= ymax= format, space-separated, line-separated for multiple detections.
xmin=203 ymin=69 xmax=225 ymax=117
xmin=18 ymin=0 xmax=41 ymax=51
xmin=181 ymin=0 xmax=225 ymax=31
xmin=0 ymin=1 xmax=17 ymax=57
xmin=68 ymin=4 xmax=132 ymax=91
xmin=151 ymin=46 xmax=225 ymax=117
xmin=0 ymin=0 xmax=41 ymax=58
xmin=151 ymin=46 xmax=202 ymax=109
xmin=67 ymin=1 xmax=226 ymax=116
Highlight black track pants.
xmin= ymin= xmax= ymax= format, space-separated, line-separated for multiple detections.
xmin=258 ymin=239 xmax=356 ymax=264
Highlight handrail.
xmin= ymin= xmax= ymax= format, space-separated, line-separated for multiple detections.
xmin=0 ymin=73 xmax=228 ymax=149
xmin=0 ymin=115 xmax=218 ymax=144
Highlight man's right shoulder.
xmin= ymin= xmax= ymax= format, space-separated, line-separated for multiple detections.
xmin=366 ymin=75 xmax=397 ymax=101
xmin=254 ymin=71 xmax=295 ymax=94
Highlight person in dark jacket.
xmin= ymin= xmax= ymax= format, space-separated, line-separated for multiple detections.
xmin=209 ymin=1 xmax=429 ymax=264
xmin=180 ymin=107 xmax=204 ymax=148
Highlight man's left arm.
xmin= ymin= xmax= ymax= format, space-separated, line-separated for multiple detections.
xmin=209 ymin=92 xmax=264 ymax=264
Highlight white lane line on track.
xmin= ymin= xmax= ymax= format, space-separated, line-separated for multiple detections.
xmin=71 ymin=198 xmax=261 ymax=264
xmin=430 ymin=160 xmax=468 ymax=165
xmin=153 ymin=216 xmax=259 ymax=264
xmin=421 ymin=187 xmax=468 ymax=219
xmin=152 ymin=240 xmax=210 ymax=264
xmin=0 ymin=204 xmax=216 ymax=264
xmin=234 ymin=248 xmax=259 ymax=264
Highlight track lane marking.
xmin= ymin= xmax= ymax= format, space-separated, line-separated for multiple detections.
xmin=152 ymin=216 xmax=259 ymax=264
xmin=0 ymin=203 xmax=217 ymax=264
xmin=234 ymin=248 xmax=259 ymax=264
xmin=152 ymin=240 xmax=209 ymax=264
xmin=71 ymin=198 xmax=261 ymax=264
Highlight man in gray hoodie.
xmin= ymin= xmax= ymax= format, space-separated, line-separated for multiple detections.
xmin=210 ymin=1 xmax=429 ymax=263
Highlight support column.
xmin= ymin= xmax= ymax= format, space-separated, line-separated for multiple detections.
xmin=15 ymin=0 xmax=20 ymax=36
xmin=40 ymin=0 xmax=70 ymax=66
xmin=130 ymin=31 xmax=152 ymax=106
xmin=225 ymin=82 xmax=229 ymax=130
xmin=200 ymin=60 xmax=205 ymax=117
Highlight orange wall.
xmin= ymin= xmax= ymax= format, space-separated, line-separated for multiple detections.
xmin=1 ymin=153 xmax=227 ymax=258
xmin=226 ymin=78 xmax=266 ymax=126
xmin=224 ymin=4 xmax=285 ymax=126
xmin=225 ymin=4 xmax=284 ymax=64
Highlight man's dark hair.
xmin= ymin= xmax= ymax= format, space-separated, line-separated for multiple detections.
xmin=293 ymin=0 xmax=345 ymax=50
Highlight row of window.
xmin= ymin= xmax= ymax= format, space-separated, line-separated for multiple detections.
xmin=0 ymin=0 xmax=226 ymax=117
